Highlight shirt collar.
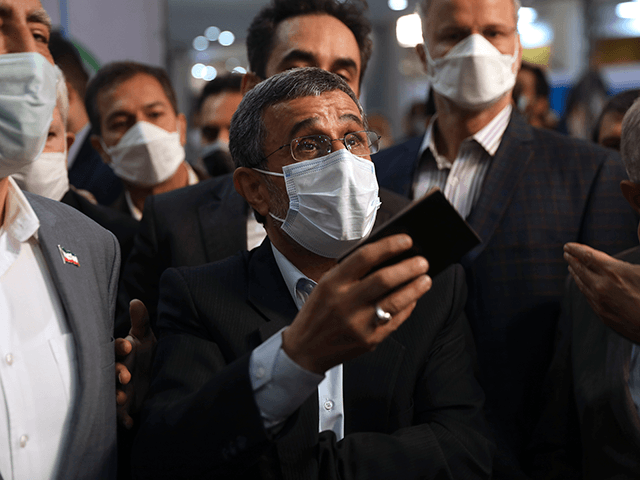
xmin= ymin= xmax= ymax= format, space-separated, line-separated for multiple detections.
xmin=67 ymin=123 xmax=91 ymax=169
xmin=271 ymin=242 xmax=316 ymax=310
xmin=418 ymin=104 xmax=513 ymax=169
xmin=2 ymin=177 xmax=40 ymax=242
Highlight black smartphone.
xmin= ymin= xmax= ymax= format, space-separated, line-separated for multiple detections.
xmin=338 ymin=188 xmax=481 ymax=277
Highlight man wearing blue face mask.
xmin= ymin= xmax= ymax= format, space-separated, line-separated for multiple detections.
xmin=374 ymin=0 xmax=639 ymax=476
xmin=0 ymin=1 xmax=121 ymax=478
xmin=132 ymin=67 xmax=493 ymax=480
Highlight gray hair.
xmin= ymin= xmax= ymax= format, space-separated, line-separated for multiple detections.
xmin=620 ymin=98 xmax=640 ymax=183
xmin=418 ymin=0 xmax=521 ymax=39
xmin=229 ymin=67 xmax=365 ymax=169
xmin=54 ymin=65 xmax=70 ymax=130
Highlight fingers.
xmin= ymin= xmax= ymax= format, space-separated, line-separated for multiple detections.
xmin=129 ymin=299 xmax=151 ymax=340
xmin=356 ymin=255 xmax=430 ymax=304
xmin=339 ymin=234 xmax=414 ymax=280
xmin=116 ymin=362 xmax=131 ymax=385
xmin=564 ymin=243 xmax=613 ymax=273
xmin=115 ymin=338 xmax=132 ymax=358
xmin=116 ymin=388 xmax=127 ymax=406
xmin=117 ymin=407 xmax=134 ymax=430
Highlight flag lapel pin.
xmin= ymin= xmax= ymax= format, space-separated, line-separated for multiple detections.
xmin=58 ymin=245 xmax=80 ymax=267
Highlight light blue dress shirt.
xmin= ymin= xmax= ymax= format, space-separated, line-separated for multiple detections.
xmin=249 ymin=244 xmax=344 ymax=439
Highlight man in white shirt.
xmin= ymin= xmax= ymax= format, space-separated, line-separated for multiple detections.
xmin=132 ymin=67 xmax=493 ymax=480
xmin=0 ymin=1 xmax=120 ymax=478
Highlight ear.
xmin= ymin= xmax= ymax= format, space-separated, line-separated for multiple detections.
xmin=66 ymin=131 xmax=76 ymax=152
xmin=233 ymin=167 xmax=270 ymax=218
xmin=241 ymin=72 xmax=262 ymax=96
xmin=415 ymin=44 xmax=428 ymax=72
xmin=91 ymin=135 xmax=111 ymax=164
xmin=177 ymin=113 xmax=188 ymax=146
xmin=621 ymin=180 xmax=640 ymax=214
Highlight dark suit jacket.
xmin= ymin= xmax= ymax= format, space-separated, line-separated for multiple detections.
xmin=527 ymin=246 xmax=640 ymax=479
xmin=67 ymin=132 xmax=123 ymax=206
xmin=373 ymin=112 xmax=640 ymax=462
xmin=26 ymin=192 xmax=120 ymax=480
xmin=131 ymin=240 xmax=493 ymax=480
xmin=61 ymin=189 xmax=139 ymax=274
xmin=117 ymin=173 xmax=410 ymax=334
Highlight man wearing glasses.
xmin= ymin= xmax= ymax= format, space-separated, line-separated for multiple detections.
xmin=131 ymin=68 xmax=493 ymax=480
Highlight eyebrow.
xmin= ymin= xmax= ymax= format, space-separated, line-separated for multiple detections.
xmin=28 ymin=8 xmax=52 ymax=31
xmin=288 ymin=112 xmax=364 ymax=139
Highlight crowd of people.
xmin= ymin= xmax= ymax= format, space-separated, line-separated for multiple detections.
xmin=3 ymin=0 xmax=640 ymax=478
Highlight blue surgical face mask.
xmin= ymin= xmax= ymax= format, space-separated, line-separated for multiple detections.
xmin=254 ymin=148 xmax=381 ymax=258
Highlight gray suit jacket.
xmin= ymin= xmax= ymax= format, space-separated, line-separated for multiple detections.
xmin=528 ymin=246 xmax=640 ymax=479
xmin=23 ymin=193 xmax=120 ymax=480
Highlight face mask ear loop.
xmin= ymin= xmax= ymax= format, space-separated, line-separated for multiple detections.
xmin=253 ymin=167 xmax=284 ymax=177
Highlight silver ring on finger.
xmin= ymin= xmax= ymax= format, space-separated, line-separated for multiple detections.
xmin=374 ymin=304 xmax=392 ymax=326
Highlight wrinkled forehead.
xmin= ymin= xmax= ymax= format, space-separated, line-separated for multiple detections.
xmin=0 ymin=0 xmax=51 ymax=29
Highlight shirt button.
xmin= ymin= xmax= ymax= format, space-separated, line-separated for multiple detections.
xmin=5 ymin=353 xmax=13 ymax=365
xmin=323 ymin=400 xmax=334 ymax=411
xmin=255 ymin=367 xmax=265 ymax=379
xmin=19 ymin=435 xmax=28 ymax=448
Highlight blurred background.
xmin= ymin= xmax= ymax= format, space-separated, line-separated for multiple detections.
xmin=39 ymin=0 xmax=640 ymax=145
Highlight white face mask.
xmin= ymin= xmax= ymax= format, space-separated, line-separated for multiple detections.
xmin=255 ymin=149 xmax=381 ymax=259
xmin=0 ymin=52 xmax=58 ymax=177
xmin=424 ymin=33 xmax=519 ymax=111
xmin=12 ymin=151 xmax=69 ymax=201
xmin=100 ymin=121 xmax=185 ymax=186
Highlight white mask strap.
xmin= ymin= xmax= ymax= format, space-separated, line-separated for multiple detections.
xmin=253 ymin=167 xmax=284 ymax=177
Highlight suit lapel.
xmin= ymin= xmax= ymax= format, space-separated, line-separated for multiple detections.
xmin=29 ymin=202 xmax=102 ymax=479
xmin=464 ymin=112 xmax=534 ymax=264
xmin=374 ymin=136 xmax=423 ymax=197
xmin=198 ymin=176 xmax=248 ymax=263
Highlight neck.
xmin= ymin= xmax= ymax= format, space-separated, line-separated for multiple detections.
xmin=0 ymin=177 xmax=8 ymax=226
xmin=267 ymin=223 xmax=336 ymax=282
xmin=125 ymin=162 xmax=190 ymax=213
xmin=432 ymin=94 xmax=511 ymax=161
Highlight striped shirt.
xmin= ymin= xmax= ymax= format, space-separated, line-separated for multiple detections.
xmin=413 ymin=104 xmax=512 ymax=219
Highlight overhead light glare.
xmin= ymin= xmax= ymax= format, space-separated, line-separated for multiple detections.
xmin=617 ymin=1 xmax=640 ymax=19
xmin=203 ymin=66 xmax=217 ymax=81
xmin=233 ymin=66 xmax=247 ymax=74
xmin=396 ymin=13 xmax=423 ymax=48
xmin=191 ymin=63 xmax=206 ymax=79
xmin=192 ymin=35 xmax=209 ymax=51
xmin=518 ymin=7 xmax=538 ymax=25
xmin=388 ymin=0 xmax=408 ymax=11
xmin=218 ymin=31 xmax=235 ymax=46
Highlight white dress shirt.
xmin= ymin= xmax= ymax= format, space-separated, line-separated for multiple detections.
xmin=246 ymin=210 xmax=267 ymax=251
xmin=0 ymin=178 xmax=78 ymax=480
xmin=249 ymin=244 xmax=344 ymax=440
xmin=413 ymin=104 xmax=512 ymax=218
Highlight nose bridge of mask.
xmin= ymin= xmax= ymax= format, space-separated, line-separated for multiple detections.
xmin=427 ymin=32 xmax=517 ymax=65
xmin=107 ymin=121 xmax=177 ymax=151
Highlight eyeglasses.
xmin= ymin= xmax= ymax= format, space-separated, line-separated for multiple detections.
xmin=265 ymin=131 xmax=381 ymax=162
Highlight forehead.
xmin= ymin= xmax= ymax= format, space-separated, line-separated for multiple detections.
xmin=426 ymin=0 xmax=517 ymax=29
xmin=268 ymin=14 xmax=360 ymax=67
xmin=200 ymin=91 xmax=242 ymax=119
xmin=97 ymin=73 xmax=171 ymax=113
xmin=263 ymin=90 xmax=362 ymax=140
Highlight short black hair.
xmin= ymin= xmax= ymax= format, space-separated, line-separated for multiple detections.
xmin=85 ymin=61 xmax=179 ymax=136
xmin=246 ymin=0 xmax=372 ymax=87
xmin=48 ymin=31 xmax=90 ymax=99
xmin=592 ymin=88 xmax=640 ymax=143
xmin=195 ymin=73 xmax=242 ymax=114
xmin=519 ymin=62 xmax=550 ymax=99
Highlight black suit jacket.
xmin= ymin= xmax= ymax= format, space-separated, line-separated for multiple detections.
xmin=374 ymin=112 xmax=639 ymax=463
xmin=67 ymin=133 xmax=123 ymax=206
xmin=118 ymin=173 xmax=410 ymax=333
xmin=527 ymin=246 xmax=640 ymax=479
xmin=132 ymin=240 xmax=493 ymax=479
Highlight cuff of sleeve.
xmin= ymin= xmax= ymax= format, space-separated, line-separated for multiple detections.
xmin=250 ymin=327 xmax=324 ymax=430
